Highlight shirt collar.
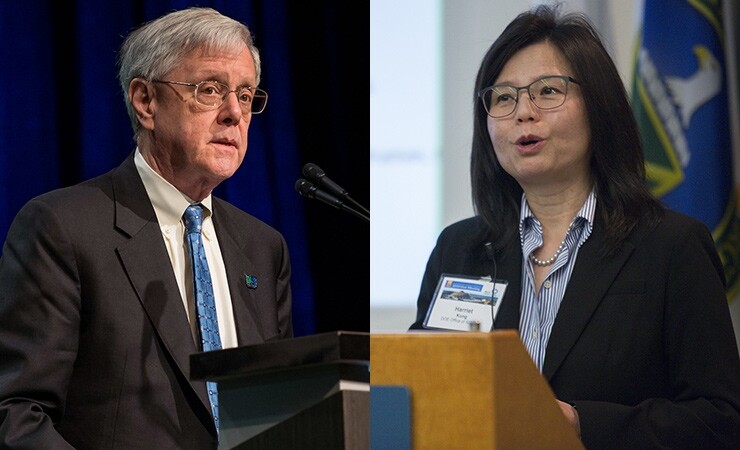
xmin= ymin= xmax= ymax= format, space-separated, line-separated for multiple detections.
xmin=134 ymin=148 xmax=214 ymax=227
xmin=518 ymin=188 xmax=597 ymax=233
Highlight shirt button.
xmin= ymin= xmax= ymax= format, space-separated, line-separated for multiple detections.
xmin=531 ymin=329 xmax=538 ymax=339
xmin=543 ymin=280 xmax=552 ymax=289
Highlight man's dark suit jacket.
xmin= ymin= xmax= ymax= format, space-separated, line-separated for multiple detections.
xmin=411 ymin=211 xmax=740 ymax=449
xmin=0 ymin=154 xmax=293 ymax=449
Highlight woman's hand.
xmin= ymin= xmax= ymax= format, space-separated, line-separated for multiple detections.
xmin=557 ymin=399 xmax=581 ymax=438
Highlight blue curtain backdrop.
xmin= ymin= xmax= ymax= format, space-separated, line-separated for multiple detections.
xmin=0 ymin=1 xmax=368 ymax=336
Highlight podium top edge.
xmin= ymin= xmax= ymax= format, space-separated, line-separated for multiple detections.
xmin=372 ymin=330 xmax=519 ymax=339
xmin=190 ymin=330 xmax=369 ymax=381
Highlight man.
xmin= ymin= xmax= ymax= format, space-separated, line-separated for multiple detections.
xmin=0 ymin=7 xmax=292 ymax=449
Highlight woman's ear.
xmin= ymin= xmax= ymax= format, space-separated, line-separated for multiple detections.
xmin=129 ymin=78 xmax=156 ymax=131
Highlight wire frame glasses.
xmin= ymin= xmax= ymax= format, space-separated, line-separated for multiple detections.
xmin=478 ymin=75 xmax=579 ymax=118
xmin=152 ymin=79 xmax=268 ymax=115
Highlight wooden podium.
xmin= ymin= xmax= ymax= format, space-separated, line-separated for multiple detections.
xmin=371 ymin=331 xmax=584 ymax=449
xmin=191 ymin=331 xmax=369 ymax=450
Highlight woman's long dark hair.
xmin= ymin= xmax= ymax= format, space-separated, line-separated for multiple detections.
xmin=470 ymin=4 xmax=662 ymax=256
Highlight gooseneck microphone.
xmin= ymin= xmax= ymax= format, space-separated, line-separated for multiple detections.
xmin=484 ymin=242 xmax=498 ymax=332
xmin=301 ymin=163 xmax=370 ymax=217
xmin=295 ymin=178 xmax=369 ymax=223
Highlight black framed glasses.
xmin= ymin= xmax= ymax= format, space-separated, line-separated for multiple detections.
xmin=478 ymin=75 xmax=579 ymax=118
xmin=152 ymin=79 xmax=268 ymax=115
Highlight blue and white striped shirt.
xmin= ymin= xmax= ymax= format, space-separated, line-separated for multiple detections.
xmin=518 ymin=190 xmax=596 ymax=372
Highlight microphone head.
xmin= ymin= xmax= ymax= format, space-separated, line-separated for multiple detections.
xmin=484 ymin=242 xmax=496 ymax=261
xmin=295 ymin=178 xmax=317 ymax=198
xmin=302 ymin=163 xmax=325 ymax=180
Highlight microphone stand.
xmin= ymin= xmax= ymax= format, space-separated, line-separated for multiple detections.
xmin=295 ymin=179 xmax=369 ymax=223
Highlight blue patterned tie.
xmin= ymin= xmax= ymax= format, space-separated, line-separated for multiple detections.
xmin=183 ymin=204 xmax=222 ymax=433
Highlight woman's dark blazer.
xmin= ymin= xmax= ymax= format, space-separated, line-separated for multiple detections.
xmin=411 ymin=210 xmax=740 ymax=449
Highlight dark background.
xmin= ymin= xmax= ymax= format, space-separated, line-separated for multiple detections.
xmin=0 ymin=1 xmax=368 ymax=336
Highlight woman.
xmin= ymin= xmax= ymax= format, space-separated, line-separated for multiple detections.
xmin=410 ymin=5 xmax=740 ymax=448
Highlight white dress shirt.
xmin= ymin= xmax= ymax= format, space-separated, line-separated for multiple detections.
xmin=134 ymin=148 xmax=238 ymax=349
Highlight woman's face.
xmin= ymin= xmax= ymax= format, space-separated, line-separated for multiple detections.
xmin=486 ymin=41 xmax=591 ymax=191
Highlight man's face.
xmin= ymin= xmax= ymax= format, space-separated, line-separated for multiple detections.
xmin=143 ymin=45 xmax=258 ymax=199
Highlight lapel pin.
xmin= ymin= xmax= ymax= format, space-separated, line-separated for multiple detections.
xmin=244 ymin=274 xmax=258 ymax=289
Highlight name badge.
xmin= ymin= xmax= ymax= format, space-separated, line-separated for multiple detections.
xmin=423 ymin=274 xmax=508 ymax=332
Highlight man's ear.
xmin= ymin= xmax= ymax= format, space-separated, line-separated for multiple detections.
xmin=129 ymin=78 xmax=156 ymax=130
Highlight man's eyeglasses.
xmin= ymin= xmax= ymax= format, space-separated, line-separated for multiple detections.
xmin=152 ymin=80 xmax=268 ymax=115
xmin=478 ymin=75 xmax=579 ymax=118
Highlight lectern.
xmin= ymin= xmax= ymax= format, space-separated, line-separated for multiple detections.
xmin=191 ymin=331 xmax=369 ymax=450
xmin=371 ymin=331 xmax=584 ymax=449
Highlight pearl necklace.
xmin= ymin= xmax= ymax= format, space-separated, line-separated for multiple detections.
xmin=529 ymin=224 xmax=573 ymax=267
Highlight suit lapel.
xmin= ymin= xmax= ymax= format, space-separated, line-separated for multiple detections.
xmin=110 ymin=156 xmax=213 ymax=421
xmin=542 ymin=218 xmax=643 ymax=379
xmin=212 ymin=200 xmax=266 ymax=345
xmin=493 ymin=237 xmax=524 ymax=330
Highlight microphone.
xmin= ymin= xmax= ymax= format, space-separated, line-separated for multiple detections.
xmin=484 ymin=242 xmax=498 ymax=332
xmin=295 ymin=179 xmax=369 ymax=222
xmin=484 ymin=242 xmax=496 ymax=265
xmin=302 ymin=163 xmax=370 ymax=216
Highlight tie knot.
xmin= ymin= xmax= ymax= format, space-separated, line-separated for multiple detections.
xmin=183 ymin=204 xmax=204 ymax=234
